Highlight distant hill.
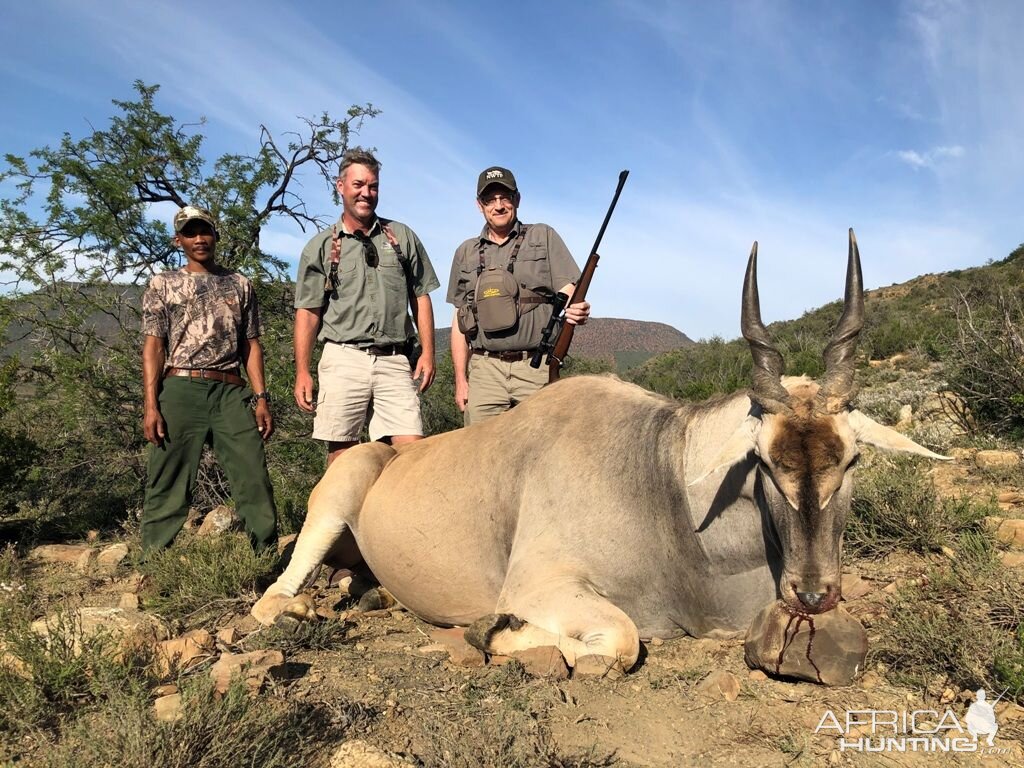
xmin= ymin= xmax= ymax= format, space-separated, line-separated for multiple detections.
xmin=435 ymin=318 xmax=694 ymax=372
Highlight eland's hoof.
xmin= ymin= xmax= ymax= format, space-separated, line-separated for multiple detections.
xmin=251 ymin=590 xmax=316 ymax=626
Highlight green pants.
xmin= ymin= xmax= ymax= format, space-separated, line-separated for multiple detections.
xmin=142 ymin=377 xmax=277 ymax=552
xmin=465 ymin=354 xmax=549 ymax=426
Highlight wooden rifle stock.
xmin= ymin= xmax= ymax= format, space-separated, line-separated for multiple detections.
xmin=547 ymin=170 xmax=629 ymax=383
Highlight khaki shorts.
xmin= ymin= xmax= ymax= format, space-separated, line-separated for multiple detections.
xmin=313 ymin=343 xmax=423 ymax=442
xmin=465 ymin=353 xmax=548 ymax=426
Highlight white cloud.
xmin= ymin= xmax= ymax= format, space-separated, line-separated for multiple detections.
xmin=895 ymin=144 xmax=965 ymax=170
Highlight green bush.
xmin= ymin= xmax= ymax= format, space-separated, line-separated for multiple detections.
xmin=138 ymin=532 xmax=278 ymax=622
xmin=846 ymin=456 xmax=990 ymax=558
xmin=873 ymin=534 xmax=1024 ymax=705
xmin=945 ymin=288 xmax=1024 ymax=440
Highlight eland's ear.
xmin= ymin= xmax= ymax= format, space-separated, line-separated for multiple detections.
xmin=687 ymin=415 xmax=761 ymax=486
xmin=848 ymin=410 xmax=950 ymax=460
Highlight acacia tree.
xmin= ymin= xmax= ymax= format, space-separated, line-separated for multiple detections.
xmin=0 ymin=81 xmax=378 ymax=531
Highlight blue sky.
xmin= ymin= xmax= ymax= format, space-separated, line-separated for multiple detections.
xmin=2 ymin=0 xmax=1021 ymax=340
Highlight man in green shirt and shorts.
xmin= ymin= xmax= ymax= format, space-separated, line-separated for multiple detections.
xmin=447 ymin=166 xmax=591 ymax=425
xmin=141 ymin=205 xmax=277 ymax=553
xmin=294 ymin=149 xmax=439 ymax=465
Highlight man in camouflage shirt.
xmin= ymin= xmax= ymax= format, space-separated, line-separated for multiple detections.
xmin=140 ymin=205 xmax=277 ymax=553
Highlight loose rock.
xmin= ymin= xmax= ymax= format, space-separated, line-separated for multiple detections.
xmin=153 ymin=693 xmax=183 ymax=722
xmin=975 ymin=450 xmax=1020 ymax=471
xmin=30 ymin=544 xmax=93 ymax=565
xmin=197 ymin=505 xmax=240 ymax=536
xmin=745 ymin=601 xmax=867 ymax=686
xmin=511 ymin=646 xmax=569 ymax=680
xmin=329 ymin=740 xmax=407 ymax=768
xmin=97 ymin=543 xmax=129 ymax=570
xmin=427 ymin=627 xmax=485 ymax=667
xmin=986 ymin=516 xmax=1024 ymax=548
xmin=696 ymin=670 xmax=741 ymax=701
xmin=209 ymin=649 xmax=286 ymax=694
xmin=118 ymin=593 xmax=139 ymax=610
xmin=31 ymin=607 xmax=168 ymax=656
xmin=156 ymin=629 xmax=215 ymax=678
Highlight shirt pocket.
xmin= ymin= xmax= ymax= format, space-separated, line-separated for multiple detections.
xmin=513 ymin=246 xmax=552 ymax=292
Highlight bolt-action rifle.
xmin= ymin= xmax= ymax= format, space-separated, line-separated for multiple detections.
xmin=530 ymin=170 xmax=629 ymax=383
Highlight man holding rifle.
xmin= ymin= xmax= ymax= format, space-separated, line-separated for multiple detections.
xmin=446 ymin=166 xmax=590 ymax=425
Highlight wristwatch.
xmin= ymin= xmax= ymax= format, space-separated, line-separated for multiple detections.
xmin=253 ymin=391 xmax=272 ymax=404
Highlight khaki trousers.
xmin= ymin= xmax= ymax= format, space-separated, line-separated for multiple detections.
xmin=465 ymin=354 xmax=548 ymax=426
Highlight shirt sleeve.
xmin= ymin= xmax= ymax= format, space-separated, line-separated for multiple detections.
xmin=241 ymin=277 xmax=261 ymax=338
xmin=446 ymin=241 xmax=473 ymax=307
xmin=294 ymin=232 xmax=330 ymax=309
xmin=406 ymin=230 xmax=441 ymax=297
xmin=543 ymin=226 xmax=581 ymax=290
xmin=141 ymin=277 xmax=168 ymax=337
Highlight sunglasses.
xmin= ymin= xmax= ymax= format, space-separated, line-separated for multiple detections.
xmin=354 ymin=234 xmax=378 ymax=268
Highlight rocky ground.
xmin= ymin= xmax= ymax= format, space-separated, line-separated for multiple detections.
xmin=6 ymin=359 xmax=1024 ymax=767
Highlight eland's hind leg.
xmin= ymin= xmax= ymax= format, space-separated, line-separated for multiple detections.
xmin=251 ymin=442 xmax=395 ymax=625
xmin=466 ymin=576 xmax=640 ymax=678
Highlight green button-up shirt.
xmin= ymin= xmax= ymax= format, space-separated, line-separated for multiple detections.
xmin=446 ymin=220 xmax=580 ymax=352
xmin=295 ymin=216 xmax=439 ymax=345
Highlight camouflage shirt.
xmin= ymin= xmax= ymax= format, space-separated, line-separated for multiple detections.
xmin=141 ymin=267 xmax=260 ymax=372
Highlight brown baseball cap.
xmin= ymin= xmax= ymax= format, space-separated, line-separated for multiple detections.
xmin=477 ymin=166 xmax=517 ymax=197
xmin=173 ymin=205 xmax=219 ymax=235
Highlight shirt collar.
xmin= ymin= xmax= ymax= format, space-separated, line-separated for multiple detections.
xmin=478 ymin=218 xmax=523 ymax=245
xmin=337 ymin=214 xmax=382 ymax=238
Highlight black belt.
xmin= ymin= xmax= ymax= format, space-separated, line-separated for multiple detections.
xmin=165 ymin=368 xmax=245 ymax=386
xmin=472 ymin=349 xmax=537 ymax=362
xmin=327 ymin=341 xmax=407 ymax=357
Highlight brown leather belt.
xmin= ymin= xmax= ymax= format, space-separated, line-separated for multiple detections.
xmin=472 ymin=349 xmax=537 ymax=363
xmin=327 ymin=341 xmax=407 ymax=356
xmin=165 ymin=367 xmax=245 ymax=386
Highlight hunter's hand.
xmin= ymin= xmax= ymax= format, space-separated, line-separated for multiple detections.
xmin=143 ymin=405 xmax=166 ymax=447
xmin=565 ymin=300 xmax=591 ymax=326
xmin=294 ymin=370 xmax=316 ymax=413
xmin=413 ymin=355 xmax=435 ymax=393
xmin=454 ymin=378 xmax=469 ymax=412
xmin=255 ymin=400 xmax=274 ymax=440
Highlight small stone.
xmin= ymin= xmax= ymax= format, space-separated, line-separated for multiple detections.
xmin=276 ymin=533 xmax=298 ymax=556
xmin=748 ymin=669 xmax=768 ymax=681
xmin=975 ymin=450 xmax=1020 ymax=471
xmin=511 ymin=646 xmax=569 ymax=680
xmin=940 ymin=545 xmax=957 ymax=560
xmin=696 ymin=670 xmax=741 ymax=701
xmin=153 ymin=693 xmax=183 ymax=722
xmin=859 ymin=670 xmax=883 ymax=689
xmin=86 ymin=530 xmax=100 ymax=543
xmin=118 ymin=593 xmax=139 ymax=610
xmin=841 ymin=573 xmax=873 ymax=601
xmin=993 ymin=518 xmax=1024 ymax=548
xmin=745 ymin=601 xmax=867 ymax=686
xmin=156 ymin=629 xmax=215 ymax=678
xmin=30 ymin=544 xmax=93 ymax=564
xmin=940 ymin=687 xmax=956 ymax=704
xmin=197 ymin=505 xmax=240 ymax=536
xmin=153 ymin=684 xmax=179 ymax=696
xmin=427 ymin=627 xmax=484 ymax=667
xmin=209 ymin=650 xmax=286 ymax=695
xmin=417 ymin=643 xmax=448 ymax=655
xmin=216 ymin=627 xmax=239 ymax=647
xmin=329 ymin=739 xmax=407 ymax=768
xmin=649 ymin=636 xmax=664 ymax=647
xmin=998 ymin=491 xmax=1024 ymax=505
xmin=31 ymin=607 xmax=168 ymax=656
xmin=97 ymin=543 xmax=129 ymax=570
xmin=75 ymin=548 xmax=97 ymax=573
xmin=226 ymin=614 xmax=260 ymax=635
xmin=999 ymin=551 xmax=1024 ymax=568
